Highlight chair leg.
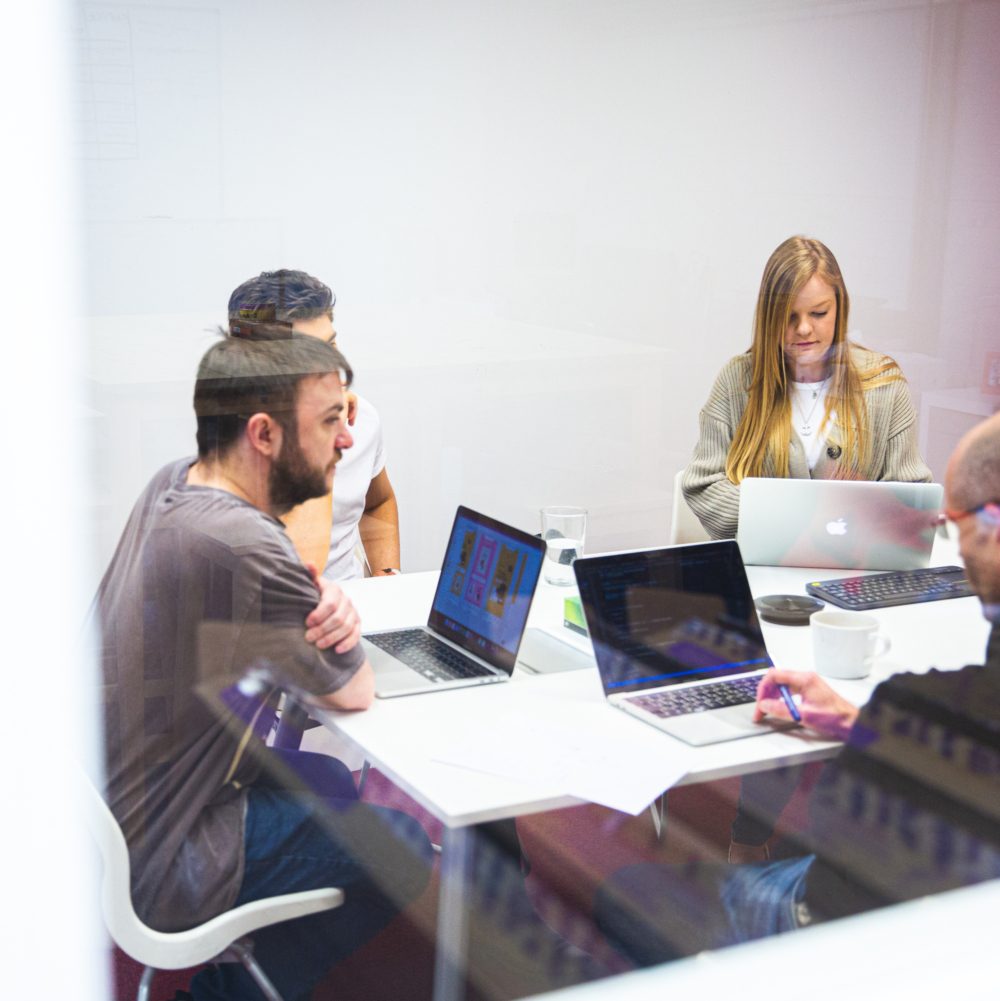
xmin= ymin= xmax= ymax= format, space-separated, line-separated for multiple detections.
xmin=135 ymin=966 xmax=156 ymax=1001
xmin=648 ymin=792 xmax=667 ymax=840
xmin=229 ymin=940 xmax=284 ymax=1001
xmin=271 ymin=700 xmax=311 ymax=750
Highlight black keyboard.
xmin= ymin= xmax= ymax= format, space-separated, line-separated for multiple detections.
xmin=367 ymin=629 xmax=494 ymax=683
xmin=806 ymin=565 xmax=972 ymax=611
xmin=626 ymin=674 xmax=762 ymax=719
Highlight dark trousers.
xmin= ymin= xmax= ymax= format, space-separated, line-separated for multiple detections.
xmin=191 ymin=749 xmax=434 ymax=1001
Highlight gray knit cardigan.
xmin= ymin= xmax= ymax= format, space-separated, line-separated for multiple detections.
xmin=681 ymin=347 xmax=932 ymax=540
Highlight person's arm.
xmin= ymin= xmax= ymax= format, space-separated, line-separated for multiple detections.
xmin=682 ymin=411 xmax=741 ymax=539
xmin=281 ymin=492 xmax=333 ymax=571
xmin=300 ymin=564 xmax=373 ymax=708
xmin=681 ymin=357 xmax=751 ymax=540
xmin=754 ymin=667 xmax=860 ymax=741
xmin=879 ymin=379 xmax=933 ymax=483
xmin=360 ymin=467 xmax=400 ymax=575
xmin=251 ymin=543 xmax=374 ymax=711
xmin=303 ymin=565 xmax=361 ymax=653
xmin=310 ymin=659 xmax=375 ymax=711
xmin=298 ymin=566 xmax=374 ymax=710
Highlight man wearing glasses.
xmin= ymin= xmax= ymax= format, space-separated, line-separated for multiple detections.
xmin=751 ymin=412 xmax=999 ymax=740
xmin=596 ymin=411 xmax=1000 ymax=965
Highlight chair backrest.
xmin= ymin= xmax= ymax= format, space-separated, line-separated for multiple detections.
xmin=669 ymin=468 xmax=710 ymax=545
xmin=80 ymin=769 xmax=346 ymax=972
xmin=79 ymin=771 xmax=157 ymax=961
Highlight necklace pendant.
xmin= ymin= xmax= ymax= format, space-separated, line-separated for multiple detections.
xmin=801 ymin=423 xmax=812 ymax=436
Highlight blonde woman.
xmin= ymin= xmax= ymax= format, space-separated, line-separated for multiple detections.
xmin=683 ymin=236 xmax=931 ymax=540
xmin=683 ymin=236 xmax=931 ymax=862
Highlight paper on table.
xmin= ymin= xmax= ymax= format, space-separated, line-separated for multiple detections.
xmin=424 ymin=681 xmax=693 ymax=814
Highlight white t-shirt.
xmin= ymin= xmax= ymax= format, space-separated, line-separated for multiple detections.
xmin=790 ymin=378 xmax=833 ymax=470
xmin=323 ymin=394 xmax=386 ymax=581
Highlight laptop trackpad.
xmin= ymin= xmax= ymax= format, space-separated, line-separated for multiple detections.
xmin=364 ymin=642 xmax=426 ymax=697
xmin=365 ymin=637 xmax=507 ymax=699
xmin=660 ymin=705 xmax=797 ymax=747
xmin=516 ymin=628 xmax=595 ymax=675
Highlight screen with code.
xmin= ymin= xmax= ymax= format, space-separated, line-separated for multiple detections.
xmin=575 ymin=542 xmax=772 ymax=695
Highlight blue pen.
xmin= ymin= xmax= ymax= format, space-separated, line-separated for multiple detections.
xmin=778 ymin=683 xmax=802 ymax=723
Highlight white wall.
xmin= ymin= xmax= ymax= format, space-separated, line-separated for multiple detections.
xmin=77 ymin=0 xmax=1000 ymax=573
xmin=2 ymin=2 xmax=106 ymax=999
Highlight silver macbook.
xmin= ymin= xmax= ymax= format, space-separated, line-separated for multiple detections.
xmin=737 ymin=478 xmax=943 ymax=570
xmin=364 ymin=506 xmax=545 ymax=698
xmin=574 ymin=541 xmax=797 ymax=746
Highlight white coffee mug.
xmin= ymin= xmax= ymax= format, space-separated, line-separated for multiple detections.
xmin=810 ymin=609 xmax=891 ymax=679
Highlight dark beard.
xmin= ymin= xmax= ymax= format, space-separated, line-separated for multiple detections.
xmin=269 ymin=432 xmax=331 ymax=515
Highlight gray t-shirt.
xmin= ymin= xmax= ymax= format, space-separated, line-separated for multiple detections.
xmin=97 ymin=458 xmax=365 ymax=931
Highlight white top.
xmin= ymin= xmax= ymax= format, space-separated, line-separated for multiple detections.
xmin=323 ymin=394 xmax=386 ymax=581
xmin=790 ymin=377 xmax=832 ymax=469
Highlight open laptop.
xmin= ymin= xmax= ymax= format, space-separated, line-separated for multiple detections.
xmin=364 ymin=506 xmax=545 ymax=698
xmin=737 ymin=478 xmax=943 ymax=570
xmin=574 ymin=541 xmax=797 ymax=745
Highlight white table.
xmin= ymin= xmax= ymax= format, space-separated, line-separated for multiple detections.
xmin=313 ymin=533 xmax=989 ymax=1000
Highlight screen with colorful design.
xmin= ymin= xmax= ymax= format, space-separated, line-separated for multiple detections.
xmin=428 ymin=506 xmax=546 ymax=669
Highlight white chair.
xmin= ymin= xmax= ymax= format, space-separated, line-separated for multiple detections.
xmin=669 ymin=468 xmax=710 ymax=544
xmin=82 ymin=774 xmax=345 ymax=1001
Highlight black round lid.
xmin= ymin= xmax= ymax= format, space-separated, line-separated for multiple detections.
xmin=755 ymin=594 xmax=825 ymax=625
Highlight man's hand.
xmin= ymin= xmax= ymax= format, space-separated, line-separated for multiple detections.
xmin=303 ymin=563 xmax=362 ymax=654
xmin=754 ymin=667 xmax=860 ymax=742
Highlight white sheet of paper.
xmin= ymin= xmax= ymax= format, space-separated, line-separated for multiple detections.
xmin=423 ymin=680 xmax=692 ymax=814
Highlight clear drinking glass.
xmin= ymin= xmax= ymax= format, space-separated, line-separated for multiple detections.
xmin=540 ymin=506 xmax=587 ymax=586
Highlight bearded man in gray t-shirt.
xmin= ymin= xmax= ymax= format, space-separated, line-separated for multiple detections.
xmin=97 ymin=325 xmax=432 ymax=1001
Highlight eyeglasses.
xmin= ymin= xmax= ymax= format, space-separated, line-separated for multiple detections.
xmin=935 ymin=502 xmax=997 ymax=526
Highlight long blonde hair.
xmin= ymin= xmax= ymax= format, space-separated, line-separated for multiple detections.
xmin=726 ymin=236 xmax=900 ymax=483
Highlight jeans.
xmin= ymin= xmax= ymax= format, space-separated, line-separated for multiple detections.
xmin=190 ymin=749 xmax=434 ymax=1001
xmin=595 ymin=855 xmax=815 ymax=967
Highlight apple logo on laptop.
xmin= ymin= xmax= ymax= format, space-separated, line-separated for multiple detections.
xmin=826 ymin=517 xmax=848 ymax=536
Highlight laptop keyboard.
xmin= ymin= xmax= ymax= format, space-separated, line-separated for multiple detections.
xmin=627 ymin=674 xmax=762 ymax=719
xmin=367 ymin=629 xmax=494 ymax=683
xmin=806 ymin=566 xmax=972 ymax=611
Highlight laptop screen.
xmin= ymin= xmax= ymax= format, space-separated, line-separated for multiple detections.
xmin=427 ymin=506 xmax=545 ymax=673
xmin=574 ymin=541 xmax=773 ymax=697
